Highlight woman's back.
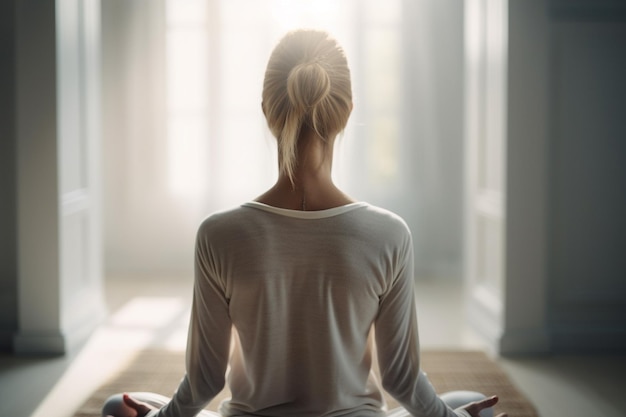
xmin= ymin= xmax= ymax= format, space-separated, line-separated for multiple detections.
xmin=193 ymin=202 xmax=413 ymax=416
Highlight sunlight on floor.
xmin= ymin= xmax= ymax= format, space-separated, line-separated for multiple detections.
xmin=31 ymin=294 xmax=191 ymax=417
xmin=109 ymin=297 xmax=188 ymax=329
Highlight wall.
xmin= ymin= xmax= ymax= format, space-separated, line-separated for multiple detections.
xmin=466 ymin=0 xmax=626 ymax=354
xmin=502 ymin=0 xmax=552 ymax=354
xmin=547 ymin=1 xmax=626 ymax=351
xmin=0 ymin=0 xmax=18 ymax=352
xmin=8 ymin=0 xmax=106 ymax=355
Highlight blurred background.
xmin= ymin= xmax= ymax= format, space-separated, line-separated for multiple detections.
xmin=3 ymin=0 xmax=626 ymax=358
xmin=101 ymin=0 xmax=465 ymax=280
xmin=2 ymin=0 xmax=626 ymax=361
xmin=1 ymin=1 xmax=626 ymax=416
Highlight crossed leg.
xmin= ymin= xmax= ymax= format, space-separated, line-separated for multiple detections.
xmin=386 ymin=390 xmax=493 ymax=417
xmin=103 ymin=390 xmax=492 ymax=417
xmin=101 ymin=392 xmax=219 ymax=417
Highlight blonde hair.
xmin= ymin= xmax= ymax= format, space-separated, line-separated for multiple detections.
xmin=262 ymin=30 xmax=353 ymax=185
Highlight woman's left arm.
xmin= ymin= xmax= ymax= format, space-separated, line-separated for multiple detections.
xmin=155 ymin=222 xmax=233 ymax=417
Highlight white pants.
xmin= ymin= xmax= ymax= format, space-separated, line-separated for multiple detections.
xmin=102 ymin=390 xmax=492 ymax=417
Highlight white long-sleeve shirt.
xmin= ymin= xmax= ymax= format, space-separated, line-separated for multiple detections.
xmin=150 ymin=202 xmax=470 ymax=417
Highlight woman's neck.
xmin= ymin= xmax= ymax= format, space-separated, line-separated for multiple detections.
xmin=257 ymin=177 xmax=354 ymax=211
xmin=255 ymin=132 xmax=354 ymax=210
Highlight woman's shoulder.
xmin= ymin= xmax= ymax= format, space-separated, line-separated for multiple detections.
xmin=335 ymin=203 xmax=414 ymax=252
xmin=196 ymin=205 xmax=256 ymax=236
xmin=357 ymin=203 xmax=412 ymax=233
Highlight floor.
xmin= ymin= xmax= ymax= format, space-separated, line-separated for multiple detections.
xmin=1 ymin=276 xmax=625 ymax=417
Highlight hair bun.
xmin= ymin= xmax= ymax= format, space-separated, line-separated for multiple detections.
xmin=286 ymin=61 xmax=332 ymax=112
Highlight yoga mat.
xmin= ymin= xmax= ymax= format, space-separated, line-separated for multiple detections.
xmin=75 ymin=349 xmax=538 ymax=417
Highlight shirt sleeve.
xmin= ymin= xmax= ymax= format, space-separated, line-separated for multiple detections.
xmin=374 ymin=232 xmax=469 ymax=417
xmin=155 ymin=223 xmax=232 ymax=417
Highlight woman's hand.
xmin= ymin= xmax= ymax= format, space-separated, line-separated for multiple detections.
xmin=121 ymin=393 xmax=158 ymax=417
xmin=460 ymin=395 xmax=507 ymax=417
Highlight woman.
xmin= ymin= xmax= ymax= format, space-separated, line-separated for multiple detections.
xmin=103 ymin=30 xmax=506 ymax=417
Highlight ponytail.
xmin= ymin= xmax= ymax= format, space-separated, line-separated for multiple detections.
xmin=279 ymin=61 xmax=332 ymax=182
